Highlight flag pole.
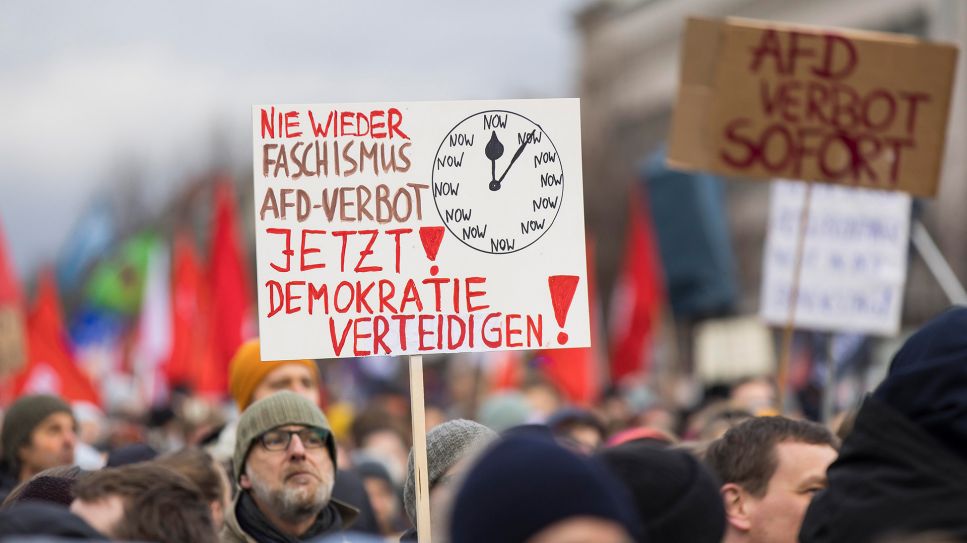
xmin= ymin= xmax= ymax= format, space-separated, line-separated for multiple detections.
xmin=777 ymin=180 xmax=813 ymax=413
xmin=409 ymin=355 xmax=432 ymax=542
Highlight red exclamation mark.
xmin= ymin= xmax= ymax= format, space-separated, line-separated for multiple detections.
xmin=548 ymin=275 xmax=579 ymax=345
xmin=419 ymin=226 xmax=445 ymax=275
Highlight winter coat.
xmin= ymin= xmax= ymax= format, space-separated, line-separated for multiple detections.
xmin=799 ymin=396 xmax=967 ymax=542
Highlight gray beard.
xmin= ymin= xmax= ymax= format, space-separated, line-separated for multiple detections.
xmin=249 ymin=470 xmax=333 ymax=524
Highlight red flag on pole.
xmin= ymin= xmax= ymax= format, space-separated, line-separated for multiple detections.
xmin=9 ymin=271 xmax=101 ymax=407
xmin=535 ymin=241 xmax=603 ymax=407
xmin=609 ymin=186 xmax=665 ymax=383
xmin=166 ymin=232 xmax=221 ymax=398
xmin=208 ymin=179 xmax=254 ymax=397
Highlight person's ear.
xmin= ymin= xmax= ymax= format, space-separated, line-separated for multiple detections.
xmin=721 ymin=483 xmax=753 ymax=532
xmin=210 ymin=499 xmax=225 ymax=527
xmin=239 ymin=473 xmax=252 ymax=490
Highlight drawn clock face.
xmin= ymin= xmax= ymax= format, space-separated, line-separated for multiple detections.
xmin=432 ymin=110 xmax=565 ymax=254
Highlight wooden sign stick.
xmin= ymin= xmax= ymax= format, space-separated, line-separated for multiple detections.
xmin=409 ymin=355 xmax=432 ymax=542
xmin=777 ymin=180 xmax=814 ymax=412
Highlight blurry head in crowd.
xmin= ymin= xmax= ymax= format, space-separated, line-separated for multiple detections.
xmin=698 ymin=402 xmax=755 ymax=442
xmin=351 ymin=407 xmax=410 ymax=485
xmin=104 ymin=442 xmax=158 ymax=467
xmin=598 ymin=387 xmax=634 ymax=435
xmin=730 ymin=377 xmax=778 ymax=416
xmin=477 ymin=392 xmax=533 ymax=432
xmin=598 ymin=441 xmax=725 ymax=543
xmin=229 ymin=338 xmax=321 ymax=411
xmin=547 ymin=407 xmax=608 ymax=455
xmin=71 ymin=463 xmax=217 ymax=543
xmin=234 ymin=391 xmax=339 ymax=538
xmin=355 ymin=460 xmax=399 ymax=536
xmin=1 ymin=465 xmax=87 ymax=510
xmin=705 ymin=417 xmax=838 ymax=543
xmin=0 ymin=394 xmax=76 ymax=483
xmin=403 ymin=419 xmax=496 ymax=541
xmin=450 ymin=434 xmax=639 ymax=543
xmin=156 ymin=447 xmax=231 ymax=531
xmin=521 ymin=377 xmax=563 ymax=419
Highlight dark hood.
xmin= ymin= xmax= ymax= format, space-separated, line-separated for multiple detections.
xmin=799 ymin=396 xmax=967 ymax=542
xmin=873 ymin=306 xmax=967 ymax=460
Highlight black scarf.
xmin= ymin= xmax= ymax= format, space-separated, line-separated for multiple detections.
xmin=237 ymin=491 xmax=343 ymax=542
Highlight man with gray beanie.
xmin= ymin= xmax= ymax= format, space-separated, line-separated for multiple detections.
xmin=0 ymin=394 xmax=76 ymax=502
xmin=222 ymin=391 xmax=358 ymax=543
xmin=400 ymin=419 xmax=497 ymax=542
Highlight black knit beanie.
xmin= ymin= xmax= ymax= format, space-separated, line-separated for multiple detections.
xmin=1 ymin=395 xmax=73 ymax=473
xmin=450 ymin=434 xmax=642 ymax=543
xmin=598 ymin=441 xmax=725 ymax=543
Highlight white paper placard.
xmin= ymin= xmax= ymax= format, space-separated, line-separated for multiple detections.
xmin=759 ymin=180 xmax=910 ymax=336
xmin=253 ymin=99 xmax=589 ymax=360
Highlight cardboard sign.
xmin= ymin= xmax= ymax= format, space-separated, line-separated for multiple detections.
xmin=759 ymin=180 xmax=911 ymax=336
xmin=252 ymin=99 xmax=589 ymax=360
xmin=668 ymin=17 xmax=958 ymax=197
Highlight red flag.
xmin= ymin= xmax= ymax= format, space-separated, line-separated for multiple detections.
xmin=609 ymin=186 xmax=665 ymax=383
xmin=208 ymin=179 xmax=254 ymax=397
xmin=8 ymin=271 xmax=101 ymax=407
xmin=535 ymin=242 xmax=602 ymax=407
xmin=489 ymin=350 xmax=524 ymax=392
xmin=165 ymin=232 xmax=221 ymax=398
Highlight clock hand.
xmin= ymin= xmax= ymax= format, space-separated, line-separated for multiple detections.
xmin=496 ymin=129 xmax=537 ymax=185
xmin=485 ymin=131 xmax=504 ymax=188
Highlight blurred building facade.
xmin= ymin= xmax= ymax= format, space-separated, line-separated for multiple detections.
xmin=578 ymin=0 xmax=967 ymax=329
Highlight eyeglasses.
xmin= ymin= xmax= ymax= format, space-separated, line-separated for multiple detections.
xmin=257 ymin=428 xmax=329 ymax=451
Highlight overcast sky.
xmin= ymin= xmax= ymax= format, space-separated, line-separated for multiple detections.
xmin=0 ymin=0 xmax=585 ymax=280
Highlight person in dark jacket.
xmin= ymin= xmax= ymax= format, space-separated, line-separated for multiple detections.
xmin=0 ymin=501 xmax=106 ymax=540
xmin=222 ymin=392 xmax=358 ymax=543
xmin=799 ymin=307 xmax=967 ymax=542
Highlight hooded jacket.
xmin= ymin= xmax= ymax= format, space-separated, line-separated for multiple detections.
xmin=799 ymin=396 xmax=967 ymax=541
xmin=799 ymin=306 xmax=967 ymax=542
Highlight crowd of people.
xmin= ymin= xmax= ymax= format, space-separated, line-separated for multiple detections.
xmin=1 ymin=306 xmax=966 ymax=542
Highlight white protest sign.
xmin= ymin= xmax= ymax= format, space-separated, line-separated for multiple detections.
xmin=253 ymin=99 xmax=589 ymax=360
xmin=759 ymin=180 xmax=910 ymax=336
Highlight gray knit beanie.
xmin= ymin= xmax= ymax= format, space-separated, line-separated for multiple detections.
xmin=1 ymin=395 xmax=73 ymax=473
xmin=403 ymin=419 xmax=497 ymax=526
xmin=233 ymin=391 xmax=335 ymax=483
